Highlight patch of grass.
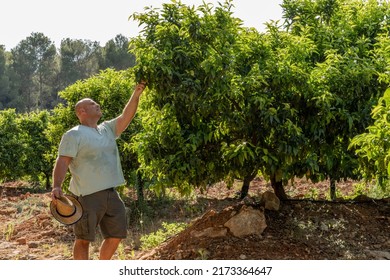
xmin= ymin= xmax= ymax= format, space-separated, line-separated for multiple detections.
xmin=13 ymin=195 xmax=47 ymax=218
xmin=4 ymin=223 xmax=15 ymax=241
xmin=116 ymin=243 xmax=126 ymax=260
xmin=345 ymin=182 xmax=371 ymax=199
xmin=140 ymin=222 xmax=187 ymax=250
xmin=41 ymin=243 xmax=73 ymax=259
xmin=368 ymin=184 xmax=390 ymax=199
xmin=345 ymin=180 xmax=389 ymax=199
xmin=197 ymin=248 xmax=210 ymax=260
xmin=304 ymin=188 xmax=320 ymax=200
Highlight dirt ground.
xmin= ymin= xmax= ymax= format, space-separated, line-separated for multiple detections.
xmin=0 ymin=178 xmax=389 ymax=260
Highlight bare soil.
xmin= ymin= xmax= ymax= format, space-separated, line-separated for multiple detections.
xmin=1 ymin=178 xmax=389 ymax=260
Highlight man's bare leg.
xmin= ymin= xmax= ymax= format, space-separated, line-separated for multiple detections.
xmin=73 ymin=239 xmax=90 ymax=260
xmin=99 ymin=238 xmax=122 ymax=260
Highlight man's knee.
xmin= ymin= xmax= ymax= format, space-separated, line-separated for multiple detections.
xmin=75 ymin=239 xmax=90 ymax=248
xmin=104 ymin=237 xmax=122 ymax=245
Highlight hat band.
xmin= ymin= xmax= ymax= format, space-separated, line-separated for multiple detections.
xmin=56 ymin=207 xmax=77 ymax=218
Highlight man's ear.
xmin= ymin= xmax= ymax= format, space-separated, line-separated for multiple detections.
xmin=76 ymin=107 xmax=85 ymax=119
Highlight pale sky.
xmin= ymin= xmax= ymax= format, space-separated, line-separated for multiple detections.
xmin=1 ymin=0 xmax=284 ymax=50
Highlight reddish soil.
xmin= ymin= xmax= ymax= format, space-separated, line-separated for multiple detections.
xmin=1 ymin=178 xmax=389 ymax=260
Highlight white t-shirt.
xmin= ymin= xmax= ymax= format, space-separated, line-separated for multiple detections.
xmin=58 ymin=119 xmax=125 ymax=196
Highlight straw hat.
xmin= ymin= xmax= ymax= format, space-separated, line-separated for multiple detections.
xmin=50 ymin=195 xmax=83 ymax=225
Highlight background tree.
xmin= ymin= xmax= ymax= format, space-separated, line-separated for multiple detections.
xmin=0 ymin=45 xmax=10 ymax=109
xmin=58 ymin=38 xmax=102 ymax=90
xmin=0 ymin=109 xmax=53 ymax=187
xmin=37 ymin=47 xmax=59 ymax=109
xmin=17 ymin=110 xmax=52 ymax=189
xmin=101 ymin=34 xmax=136 ymax=70
xmin=0 ymin=109 xmax=24 ymax=181
xmin=10 ymin=32 xmax=58 ymax=111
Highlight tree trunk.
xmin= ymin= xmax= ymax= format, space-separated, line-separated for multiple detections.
xmin=136 ymin=170 xmax=144 ymax=202
xmin=45 ymin=172 xmax=51 ymax=191
xmin=270 ymin=174 xmax=288 ymax=201
xmin=330 ymin=179 xmax=336 ymax=201
xmin=239 ymin=173 xmax=257 ymax=199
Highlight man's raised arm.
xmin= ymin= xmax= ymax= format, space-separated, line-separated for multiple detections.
xmin=115 ymin=82 xmax=146 ymax=136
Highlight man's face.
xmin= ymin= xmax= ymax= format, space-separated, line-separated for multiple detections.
xmin=82 ymin=99 xmax=102 ymax=118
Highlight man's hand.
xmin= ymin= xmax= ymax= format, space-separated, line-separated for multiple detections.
xmin=134 ymin=81 xmax=147 ymax=95
xmin=51 ymin=186 xmax=63 ymax=205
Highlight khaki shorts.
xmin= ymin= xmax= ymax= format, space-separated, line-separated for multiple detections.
xmin=73 ymin=188 xmax=127 ymax=241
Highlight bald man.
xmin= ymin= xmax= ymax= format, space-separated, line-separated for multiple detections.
xmin=51 ymin=82 xmax=146 ymax=260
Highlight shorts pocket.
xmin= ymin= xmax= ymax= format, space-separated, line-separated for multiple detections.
xmin=74 ymin=213 xmax=89 ymax=238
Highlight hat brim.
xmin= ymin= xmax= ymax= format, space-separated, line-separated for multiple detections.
xmin=50 ymin=195 xmax=83 ymax=225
